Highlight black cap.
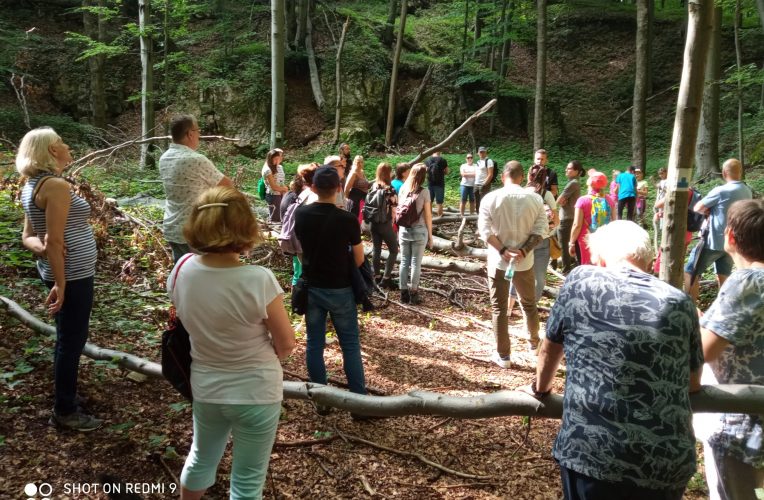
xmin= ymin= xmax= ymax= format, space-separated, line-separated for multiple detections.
xmin=313 ymin=165 xmax=341 ymax=190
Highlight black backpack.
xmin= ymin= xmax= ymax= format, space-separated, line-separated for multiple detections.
xmin=363 ymin=187 xmax=389 ymax=224
xmin=487 ymin=158 xmax=501 ymax=184
xmin=395 ymin=188 xmax=423 ymax=228
xmin=426 ymin=157 xmax=447 ymax=185
xmin=686 ymin=187 xmax=705 ymax=232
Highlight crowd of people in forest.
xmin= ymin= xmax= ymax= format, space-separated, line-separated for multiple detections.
xmin=14 ymin=116 xmax=763 ymax=500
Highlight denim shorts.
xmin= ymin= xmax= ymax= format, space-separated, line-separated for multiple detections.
xmin=685 ymin=245 xmax=733 ymax=276
xmin=429 ymin=185 xmax=445 ymax=204
xmin=460 ymin=185 xmax=475 ymax=202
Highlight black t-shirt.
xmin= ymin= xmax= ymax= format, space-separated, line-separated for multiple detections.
xmin=425 ymin=156 xmax=448 ymax=187
xmin=545 ymin=168 xmax=559 ymax=192
xmin=294 ymin=202 xmax=362 ymax=288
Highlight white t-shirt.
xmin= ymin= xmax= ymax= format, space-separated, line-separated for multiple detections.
xmin=475 ymin=158 xmax=495 ymax=186
xmin=261 ymin=163 xmax=285 ymax=195
xmin=460 ymin=163 xmax=476 ymax=187
xmin=159 ymin=144 xmax=225 ymax=243
xmin=168 ymin=256 xmax=284 ymax=404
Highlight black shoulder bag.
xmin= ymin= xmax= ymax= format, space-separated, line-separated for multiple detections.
xmin=162 ymin=253 xmax=195 ymax=401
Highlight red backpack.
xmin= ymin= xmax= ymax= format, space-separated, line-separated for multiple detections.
xmin=394 ymin=187 xmax=423 ymax=228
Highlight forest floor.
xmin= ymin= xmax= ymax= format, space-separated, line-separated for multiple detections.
xmin=0 ymin=172 xmax=713 ymax=500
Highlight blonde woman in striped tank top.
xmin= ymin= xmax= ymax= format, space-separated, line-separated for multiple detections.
xmin=17 ymin=127 xmax=100 ymax=432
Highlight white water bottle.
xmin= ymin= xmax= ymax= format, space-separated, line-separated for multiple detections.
xmin=504 ymin=258 xmax=516 ymax=281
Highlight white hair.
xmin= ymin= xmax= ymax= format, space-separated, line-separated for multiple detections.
xmin=16 ymin=127 xmax=61 ymax=177
xmin=587 ymin=220 xmax=654 ymax=269
xmin=323 ymin=155 xmax=342 ymax=166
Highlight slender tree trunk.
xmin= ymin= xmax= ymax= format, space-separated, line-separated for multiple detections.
xmin=659 ymin=0 xmax=713 ymax=289
xmin=295 ymin=0 xmax=308 ymax=48
xmin=285 ymin=0 xmax=296 ymax=49
xmin=490 ymin=0 xmax=510 ymax=135
xmin=473 ymin=0 xmax=485 ymax=59
xmin=385 ymin=0 xmax=407 ymax=147
xmin=163 ymin=0 xmax=170 ymax=145
xmin=394 ymin=64 xmax=433 ymax=144
xmin=305 ymin=6 xmax=324 ymax=109
xmin=533 ymin=0 xmax=547 ymax=151
xmin=84 ymin=0 xmax=106 ymax=129
xmin=271 ymin=0 xmax=286 ymax=148
xmin=695 ymin=5 xmax=721 ymax=179
xmin=647 ymin=0 xmax=655 ymax=93
xmin=733 ymin=0 xmax=745 ymax=167
xmin=383 ymin=0 xmax=398 ymax=46
xmin=333 ymin=17 xmax=350 ymax=144
xmin=139 ymin=0 xmax=154 ymax=169
xmin=462 ymin=0 xmax=470 ymax=65
xmin=632 ymin=0 xmax=649 ymax=172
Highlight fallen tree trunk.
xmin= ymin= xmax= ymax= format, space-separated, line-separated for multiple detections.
xmin=430 ymin=235 xmax=487 ymax=259
xmin=408 ymin=99 xmax=497 ymax=166
xmin=432 ymin=215 xmax=479 ymax=225
xmin=5 ymin=295 xmax=762 ymax=417
xmin=363 ymin=246 xmax=485 ymax=275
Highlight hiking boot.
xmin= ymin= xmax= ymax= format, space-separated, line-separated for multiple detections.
xmin=361 ymin=297 xmax=376 ymax=312
xmin=49 ymin=410 xmax=102 ymax=432
xmin=380 ymin=278 xmax=397 ymax=290
xmin=400 ymin=289 xmax=410 ymax=303
xmin=408 ymin=291 xmax=423 ymax=305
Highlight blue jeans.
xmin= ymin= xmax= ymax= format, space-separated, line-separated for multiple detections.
xmin=460 ymin=185 xmax=475 ymax=202
xmin=684 ymin=245 xmax=734 ymax=276
xmin=510 ymin=238 xmax=550 ymax=302
xmin=398 ymin=225 xmax=427 ymax=291
xmin=182 ymin=401 xmax=281 ymax=499
xmin=45 ymin=276 xmax=94 ymax=416
xmin=305 ymin=287 xmax=366 ymax=394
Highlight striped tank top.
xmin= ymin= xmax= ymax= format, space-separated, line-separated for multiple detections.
xmin=21 ymin=174 xmax=97 ymax=282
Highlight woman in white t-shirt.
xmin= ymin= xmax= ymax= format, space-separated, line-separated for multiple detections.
xmin=261 ymin=148 xmax=288 ymax=223
xmin=459 ymin=153 xmax=477 ymax=215
xmin=170 ymin=186 xmax=295 ymax=500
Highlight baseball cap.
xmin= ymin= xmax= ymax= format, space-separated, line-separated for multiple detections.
xmin=478 ymin=146 xmax=487 ymax=152
xmin=312 ymin=165 xmax=340 ymax=190
xmin=588 ymin=171 xmax=608 ymax=191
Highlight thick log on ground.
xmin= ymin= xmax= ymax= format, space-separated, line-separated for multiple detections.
xmin=430 ymin=235 xmax=487 ymax=259
xmin=4 ymin=295 xmax=763 ymax=417
xmin=363 ymin=246 xmax=485 ymax=275
xmin=432 ymin=215 xmax=479 ymax=225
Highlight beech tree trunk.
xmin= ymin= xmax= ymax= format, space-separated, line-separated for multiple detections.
xmin=695 ymin=5 xmax=721 ymax=179
xmin=473 ymin=0 xmax=486 ymax=59
xmin=490 ymin=0 xmax=510 ymax=135
xmin=295 ymin=0 xmax=308 ymax=48
xmin=333 ymin=17 xmax=350 ymax=144
xmin=139 ymin=0 xmax=154 ymax=169
xmin=733 ymin=0 xmax=745 ymax=167
xmin=385 ymin=0 xmax=407 ymax=147
xmin=462 ymin=0 xmax=470 ymax=65
xmin=393 ymin=64 xmax=432 ymax=144
xmin=383 ymin=0 xmax=398 ymax=46
xmin=271 ymin=0 xmax=286 ymax=148
xmin=84 ymin=0 xmax=106 ymax=129
xmin=285 ymin=0 xmax=296 ymax=48
xmin=659 ymin=0 xmax=713 ymax=288
xmin=533 ymin=0 xmax=547 ymax=151
xmin=305 ymin=10 xmax=325 ymax=110
xmin=4 ymin=295 xmax=764 ymax=419
xmin=632 ymin=0 xmax=649 ymax=171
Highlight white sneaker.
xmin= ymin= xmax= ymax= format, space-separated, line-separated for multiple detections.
xmin=491 ymin=352 xmax=512 ymax=369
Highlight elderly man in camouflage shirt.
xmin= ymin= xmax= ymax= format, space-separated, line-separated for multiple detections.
xmin=531 ymin=220 xmax=703 ymax=500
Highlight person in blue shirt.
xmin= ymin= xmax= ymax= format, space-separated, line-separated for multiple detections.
xmin=614 ymin=165 xmax=638 ymax=221
xmin=683 ymin=158 xmax=752 ymax=302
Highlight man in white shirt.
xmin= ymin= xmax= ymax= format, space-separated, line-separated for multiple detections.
xmin=478 ymin=161 xmax=547 ymax=368
xmin=475 ymin=146 xmax=496 ymax=210
xmin=159 ymin=114 xmax=233 ymax=262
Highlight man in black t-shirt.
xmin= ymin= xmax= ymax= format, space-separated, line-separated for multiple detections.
xmin=425 ymin=151 xmax=448 ymax=217
xmin=294 ymin=166 xmax=368 ymax=407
